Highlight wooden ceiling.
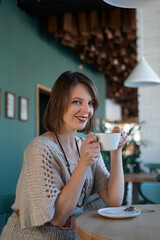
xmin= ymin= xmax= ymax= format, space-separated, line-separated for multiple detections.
xmin=17 ymin=0 xmax=112 ymax=15
xmin=17 ymin=0 xmax=138 ymax=122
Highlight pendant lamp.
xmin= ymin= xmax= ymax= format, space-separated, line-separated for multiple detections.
xmin=103 ymin=2 xmax=160 ymax=87
xmin=103 ymin=0 xmax=160 ymax=8
xmin=124 ymin=57 xmax=160 ymax=87
xmin=124 ymin=7 xmax=160 ymax=87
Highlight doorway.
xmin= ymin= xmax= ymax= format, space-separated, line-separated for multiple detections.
xmin=36 ymin=84 xmax=51 ymax=136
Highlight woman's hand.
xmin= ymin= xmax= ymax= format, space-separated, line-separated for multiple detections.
xmin=79 ymin=132 xmax=100 ymax=167
xmin=112 ymin=126 xmax=128 ymax=150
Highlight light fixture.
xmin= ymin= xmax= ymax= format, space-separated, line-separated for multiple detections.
xmin=103 ymin=0 xmax=160 ymax=8
xmin=103 ymin=2 xmax=160 ymax=87
xmin=124 ymin=7 xmax=160 ymax=88
xmin=124 ymin=57 xmax=160 ymax=87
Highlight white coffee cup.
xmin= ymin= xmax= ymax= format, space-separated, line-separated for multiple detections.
xmin=95 ymin=132 xmax=121 ymax=151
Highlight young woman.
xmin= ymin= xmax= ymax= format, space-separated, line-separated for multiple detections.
xmin=1 ymin=71 xmax=128 ymax=240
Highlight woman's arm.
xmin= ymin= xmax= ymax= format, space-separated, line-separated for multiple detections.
xmin=99 ymin=127 xmax=128 ymax=206
xmin=50 ymin=132 xmax=100 ymax=227
xmin=50 ymin=160 xmax=88 ymax=227
xmin=99 ymin=148 xmax=124 ymax=206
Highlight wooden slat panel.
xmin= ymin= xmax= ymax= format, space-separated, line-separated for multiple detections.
xmin=48 ymin=15 xmax=58 ymax=33
xmin=47 ymin=8 xmax=137 ymax=122
xmin=78 ymin=12 xmax=90 ymax=37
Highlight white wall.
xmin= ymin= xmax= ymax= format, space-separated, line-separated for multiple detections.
xmin=105 ymin=99 xmax=122 ymax=122
xmin=137 ymin=8 xmax=160 ymax=163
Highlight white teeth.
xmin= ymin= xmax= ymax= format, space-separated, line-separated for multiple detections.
xmin=78 ymin=116 xmax=87 ymax=120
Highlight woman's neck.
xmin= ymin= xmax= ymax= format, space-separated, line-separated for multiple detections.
xmin=56 ymin=131 xmax=76 ymax=149
xmin=42 ymin=131 xmax=80 ymax=164
xmin=43 ymin=130 xmax=76 ymax=148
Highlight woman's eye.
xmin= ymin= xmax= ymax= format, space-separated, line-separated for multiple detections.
xmin=73 ymin=100 xmax=81 ymax=105
xmin=88 ymin=101 xmax=94 ymax=106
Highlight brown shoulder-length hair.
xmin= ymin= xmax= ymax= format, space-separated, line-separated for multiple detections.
xmin=43 ymin=71 xmax=99 ymax=135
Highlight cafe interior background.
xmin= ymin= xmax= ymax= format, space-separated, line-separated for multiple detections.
xmin=0 ymin=0 xmax=160 ymax=199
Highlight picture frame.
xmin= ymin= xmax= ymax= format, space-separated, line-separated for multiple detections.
xmin=19 ymin=96 xmax=29 ymax=121
xmin=0 ymin=89 xmax=1 ymax=116
xmin=5 ymin=91 xmax=16 ymax=119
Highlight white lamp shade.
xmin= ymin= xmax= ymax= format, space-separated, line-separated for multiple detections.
xmin=124 ymin=57 xmax=160 ymax=87
xmin=103 ymin=0 xmax=160 ymax=8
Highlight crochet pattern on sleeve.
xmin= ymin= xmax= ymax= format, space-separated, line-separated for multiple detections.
xmin=41 ymin=145 xmax=59 ymax=199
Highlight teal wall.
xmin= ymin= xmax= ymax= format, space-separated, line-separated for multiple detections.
xmin=0 ymin=0 xmax=106 ymax=195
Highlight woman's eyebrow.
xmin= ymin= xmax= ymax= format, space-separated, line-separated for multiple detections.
xmin=72 ymin=97 xmax=94 ymax=101
xmin=72 ymin=97 xmax=82 ymax=100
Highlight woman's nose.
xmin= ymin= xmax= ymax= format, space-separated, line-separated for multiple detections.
xmin=81 ymin=103 xmax=89 ymax=113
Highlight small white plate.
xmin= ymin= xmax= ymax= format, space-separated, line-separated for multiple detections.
xmin=98 ymin=207 xmax=141 ymax=219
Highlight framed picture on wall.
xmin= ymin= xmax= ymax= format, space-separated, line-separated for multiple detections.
xmin=0 ymin=89 xmax=1 ymax=116
xmin=5 ymin=91 xmax=16 ymax=119
xmin=19 ymin=96 xmax=29 ymax=121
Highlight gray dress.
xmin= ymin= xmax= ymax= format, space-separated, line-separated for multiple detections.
xmin=1 ymin=136 xmax=109 ymax=240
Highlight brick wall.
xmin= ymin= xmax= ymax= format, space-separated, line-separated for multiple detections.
xmin=136 ymin=8 xmax=160 ymax=164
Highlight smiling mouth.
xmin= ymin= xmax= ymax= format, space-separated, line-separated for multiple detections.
xmin=76 ymin=116 xmax=88 ymax=123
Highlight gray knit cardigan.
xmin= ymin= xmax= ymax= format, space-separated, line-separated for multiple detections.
xmin=1 ymin=136 xmax=109 ymax=240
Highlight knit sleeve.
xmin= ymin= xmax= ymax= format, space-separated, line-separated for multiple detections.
xmin=17 ymin=138 xmax=65 ymax=229
xmin=92 ymin=154 xmax=110 ymax=194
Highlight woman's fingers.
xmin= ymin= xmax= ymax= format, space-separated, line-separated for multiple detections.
xmin=118 ymin=130 xmax=128 ymax=149
xmin=112 ymin=126 xmax=121 ymax=133
xmin=86 ymin=131 xmax=97 ymax=143
xmin=81 ymin=132 xmax=101 ymax=163
xmin=118 ymin=135 xmax=128 ymax=148
xmin=112 ymin=126 xmax=128 ymax=149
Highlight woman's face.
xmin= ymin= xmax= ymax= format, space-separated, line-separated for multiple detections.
xmin=62 ymin=83 xmax=94 ymax=133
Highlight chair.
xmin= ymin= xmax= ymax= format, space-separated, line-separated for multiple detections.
xmin=138 ymin=182 xmax=160 ymax=204
xmin=0 ymin=193 xmax=15 ymax=234
xmin=144 ymin=163 xmax=160 ymax=173
xmin=156 ymin=174 xmax=160 ymax=182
